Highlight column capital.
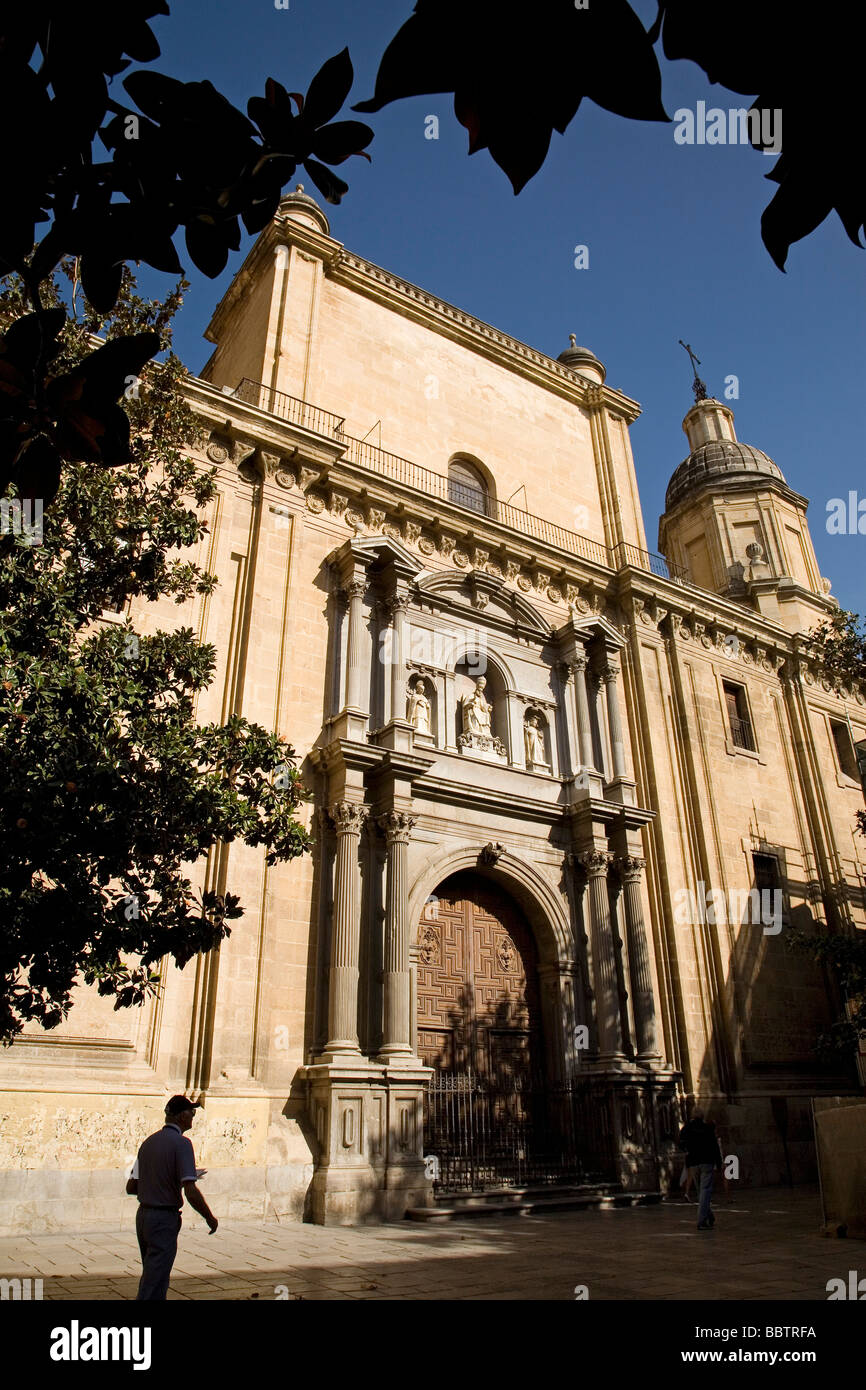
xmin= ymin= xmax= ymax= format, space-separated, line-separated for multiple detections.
xmin=598 ymin=663 xmax=620 ymax=684
xmin=376 ymin=809 xmax=417 ymax=844
xmin=385 ymin=592 xmax=412 ymax=617
xmin=340 ymin=577 xmax=367 ymax=602
xmin=570 ymin=654 xmax=589 ymax=675
xmin=329 ymin=801 xmax=369 ymax=834
xmin=576 ymin=848 xmax=614 ymax=878
xmin=616 ymin=854 xmax=646 ymax=883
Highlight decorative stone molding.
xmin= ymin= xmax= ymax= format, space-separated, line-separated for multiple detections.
xmin=577 ymin=848 xmax=615 ymax=878
xmin=329 ymin=801 xmax=368 ymax=834
xmin=376 ymin=809 xmax=416 ymax=844
xmin=340 ymin=577 xmax=366 ymax=602
xmin=298 ymin=465 xmax=322 ymax=492
xmin=419 ymin=924 xmax=441 ymax=966
xmin=459 ymin=731 xmax=507 ymax=757
xmin=206 ymin=435 xmax=231 ymax=465
xmin=479 ymin=841 xmax=505 ymax=866
xmin=496 ymin=935 xmax=517 ymax=971
xmin=615 ymin=855 xmax=645 ymax=884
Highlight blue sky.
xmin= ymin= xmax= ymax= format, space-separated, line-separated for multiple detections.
xmin=140 ymin=0 xmax=864 ymax=612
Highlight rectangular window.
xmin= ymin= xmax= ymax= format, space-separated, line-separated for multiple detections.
xmin=723 ymin=681 xmax=756 ymax=752
xmin=830 ymin=719 xmax=859 ymax=780
xmin=752 ymin=852 xmax=781 ymax=895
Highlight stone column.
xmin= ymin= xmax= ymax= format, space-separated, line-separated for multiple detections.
xmin=578 ymin=848 xmax=624 ymax=1058
xmin=616 ymin=855 xmax=660 ymax=1058
xmin=377 ymin=810 xmax=416 ymax=1059
xmin=387 ymin=594 xmax=411 ymax=724
xmin=324 ymin=802 xmax=368 ymax=1055
xmin=601 ymin=662 xmax=628 ymax=778
xmin=588 ymin=670 xmax=609 ymax=776
xmin=343 ymin=577 xmax=367 ymax=714
xmin=570 ymin=654 xmax=595 ymax=770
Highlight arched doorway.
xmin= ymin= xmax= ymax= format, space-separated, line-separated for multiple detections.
xmin=417 ymin=872 xmax=577 ymax=1190
xmin=417 ymin=872 xmax=543 ymax=1081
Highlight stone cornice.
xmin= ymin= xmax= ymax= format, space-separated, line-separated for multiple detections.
xmin=202 ymin=214 xmax=641 ymax=423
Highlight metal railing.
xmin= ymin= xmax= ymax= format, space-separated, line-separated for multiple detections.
xmin=232 ymin=378 xmax=687 ymax=582
xmin=424 ymin=1071 xmax=618 ymax=1192
xmin=234 ymin=378 xmax=347 ymax=440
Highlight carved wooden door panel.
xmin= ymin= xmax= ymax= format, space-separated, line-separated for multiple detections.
xmin=416 ymin=873 xmax=541 ymax=1080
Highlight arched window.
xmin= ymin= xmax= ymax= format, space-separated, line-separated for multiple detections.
xmin=448 ymin=457 xmax=492 ymax=516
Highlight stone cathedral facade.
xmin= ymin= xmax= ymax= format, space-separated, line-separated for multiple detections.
xmin=1 ymin=188 xmax=864 ymax=1232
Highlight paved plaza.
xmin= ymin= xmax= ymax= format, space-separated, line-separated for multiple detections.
xmin=0 ymin=1185 xmax=856 ymax=1301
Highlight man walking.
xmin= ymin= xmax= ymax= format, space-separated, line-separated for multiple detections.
xmin=126 ymin=1095 xmax=218 ymax=1300
xmin=677 ymin=1110 xmax=723 ymax=1231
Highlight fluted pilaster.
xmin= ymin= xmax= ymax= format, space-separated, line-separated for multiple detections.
xmin=570 ymin=653 xmax=595 ymax=771
xmin=577 ymin=848 xmax=624 ymax=1058
xmin=343 ymin=578 xmax=366 ymax=713
xmin=601 ymin=663 xmax=628 ymax=778
xmin=377 ymin=809 xmax=416 ymax=1057
xmin=387 ymin=594 xmax=411 ymax=724
xmin=324 ymin=801 xmax=368 ymax=1054
xmin=616 ymin=855 xmax=659 ymax=1058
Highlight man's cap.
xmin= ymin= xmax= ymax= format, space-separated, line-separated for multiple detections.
xmin=165 ymin=1095 xmax=201 ymax=1116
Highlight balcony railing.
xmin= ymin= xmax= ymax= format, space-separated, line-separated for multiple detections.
xmin=232 ymin=378 xmax=688 ymax=583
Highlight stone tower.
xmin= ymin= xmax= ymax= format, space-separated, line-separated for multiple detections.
xmin=658 ymin=396 xmax=835 ymax=633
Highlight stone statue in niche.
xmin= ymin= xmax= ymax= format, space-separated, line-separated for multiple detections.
xmin=461 ymin=677 xmax=493 ymax=738
xmin=406 ymin=678 xmax=431 ymax=735
xmin=458 ymin=677 xmax=506 ymax=759
xmin=524 ymin=712 xmax=546 ymax=766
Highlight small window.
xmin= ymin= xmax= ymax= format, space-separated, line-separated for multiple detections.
xmin=752 ymin=852 xmax=781 ymax=895
xmin=830 ymin=719 xmax=859 ymax=780
xmin=723 ymin=681 xmax=756 ymax=752
xmin=448 ymin=458 xmax=491 ymax=516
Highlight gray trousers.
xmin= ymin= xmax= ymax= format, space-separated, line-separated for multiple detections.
xmin=136 ymin=1206 xmax=182 ymax=1300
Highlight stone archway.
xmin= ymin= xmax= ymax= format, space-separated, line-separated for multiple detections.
xmin=416 ymin=869 xmax=583 ymax=1191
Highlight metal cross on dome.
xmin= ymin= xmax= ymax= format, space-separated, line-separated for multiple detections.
xmin=679 ymin=339 xmax=709 ymax=403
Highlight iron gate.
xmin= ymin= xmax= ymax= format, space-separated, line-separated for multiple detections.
xmin=424 ymin=1070 xmax=617 ymax=1192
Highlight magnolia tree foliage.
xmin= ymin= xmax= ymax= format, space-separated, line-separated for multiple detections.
xmin=1 ymin=2 xmax=372 ymax=506
xmin=0 ymin=267 xmax=311 ymax=1042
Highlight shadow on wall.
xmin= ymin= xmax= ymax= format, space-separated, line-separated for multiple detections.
xmin=691 ymin=864 xmax=862 ymax=1188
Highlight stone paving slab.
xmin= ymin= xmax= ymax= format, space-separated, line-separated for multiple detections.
xmin=0 ymin=1186 xmax=858 ymax=1301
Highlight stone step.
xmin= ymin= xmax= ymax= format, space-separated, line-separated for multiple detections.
xmin=425 ymin=1182 xmax=619 ymax=1208
xmin=406 ymin=1188 xmax=662 ymax=1222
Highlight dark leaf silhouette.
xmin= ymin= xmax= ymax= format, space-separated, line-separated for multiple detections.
xmin=356 ymin=0 xmax=667 ymax=193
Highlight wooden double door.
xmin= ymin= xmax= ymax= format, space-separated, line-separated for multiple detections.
xmin=416 ymin=872 xmax=543 ymax=1084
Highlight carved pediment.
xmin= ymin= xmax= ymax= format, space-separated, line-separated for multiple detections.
xmin=415 ymin=570 xmax=551 ymax=635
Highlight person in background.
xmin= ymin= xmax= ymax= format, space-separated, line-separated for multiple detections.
xmin=677 ymin=1109 xmax=723 ymax=1231
xmin=127 ymin=1095 xmax=218 ymax=1300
